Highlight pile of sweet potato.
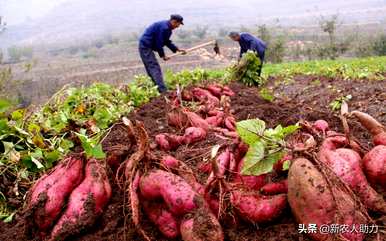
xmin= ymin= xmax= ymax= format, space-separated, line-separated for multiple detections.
xmin=23 ymin=82 xmax=386 ymax=241
xmin=147 ymin=85 xmax=385 ymax=241
xmin=26 ymin=156 xmax=111 ymax=240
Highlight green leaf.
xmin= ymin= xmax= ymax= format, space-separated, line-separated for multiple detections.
xmin=91 ymin=144 xmax=106 ymax=159
xmin=241 ymin=141 xmax=265 ymax=175
xmin=44 ymin=150 xmax=61 ymax=168
xmin=243 ymin=149 xmax=284 ymax=176
xmin=236 ymin=119 xmax=266 ymax=145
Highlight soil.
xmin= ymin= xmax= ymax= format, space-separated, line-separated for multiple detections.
xmin=1 ymin=75 xmax=385 ymax=241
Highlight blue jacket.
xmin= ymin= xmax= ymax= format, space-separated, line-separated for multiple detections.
xmin=239 ymin=33 xmax=267 ymax=61
xmin=139 ymin=20 xmax=178 ymax=58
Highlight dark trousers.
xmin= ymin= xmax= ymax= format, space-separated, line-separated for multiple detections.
xmin=139 ymin=46 xmax=167 ymax=93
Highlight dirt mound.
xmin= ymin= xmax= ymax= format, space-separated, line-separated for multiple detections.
xmin=1 ymin=76 xmax=385 ymax=241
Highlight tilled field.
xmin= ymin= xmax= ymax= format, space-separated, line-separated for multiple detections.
xmin=1 ymin=75 xmax=385 ymax=241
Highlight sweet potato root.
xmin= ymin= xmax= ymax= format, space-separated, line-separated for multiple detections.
xmin=319 ymin=136 xmax=386 ymax=213
xmin=183 ymin=127 xmax=207 ymax=144
xmin=140 ymin=170 xmax=201 ymax=216
xmin=261 ymin=180 xmax=288 ymax=195
xmin=185 ymin=111 xmax=210 ymax=131
xmin=351 ymin=110 xmax=386 ymax=145
xmin=180 ymin=208 xmax=224 ymax=241
xmin=313 ymin=120 xmax=329 ymax=134
xmin=288 ymin=158 xmax=367 ymax=241
xmin=28 ymin=156 xmax=84 ymax=233
xmin=50 ymin=159 xmax=112 ymax=240
xmin=155 ymin=133 xmax=185 ymax=151
xmin=233 ymin=158 xmax=268 ymax=190
xmin=363 ymin=145 xmax=386 ymax=191
xmin=230 ymin=190 xmax=287 ymax=223
xmin=142 ymin=201 xmax=180 ymax=239
xmin=192 ymin=88 xmax=220 ymax=106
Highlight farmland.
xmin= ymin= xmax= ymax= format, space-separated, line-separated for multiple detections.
xmin=0 ymin=54 xmax=385 ymax=240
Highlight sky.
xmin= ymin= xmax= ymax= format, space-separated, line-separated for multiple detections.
xmin=1 ymin=0 xmax=68 ymax=24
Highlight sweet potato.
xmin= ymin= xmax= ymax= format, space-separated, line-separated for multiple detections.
xmin=142 ymin=201 xmax=180 ymax=239
xmin=261 ymin=180 xmax=288 ymax=195
xmin=50 ymin=159 xmax=112 ymax=240
xmin=192 ymin=88 xmax=220 ymax=106
xmin=222 ymin=86 xmax=235 ymax=96
xmin=288 ymin=158 xmax=367 ymax=241
xmin=205 ymin=112 xmax=224 ymax=127
xmin=206 ymin=149 xmax=232 ymax=185
xmin=319 ymin=136 xmax=386 ymax=213
xmin=185 ymin=111 xmax=210 ymax=131
xmin=161 ymin=155 xmax=180 ymax=169
xmin=363 ymin=145 xmax=386 ymax=191
xmin=28 ymin=156 xmax=84 ymax=233
xmin=230 ymin=190 xmax=287 ymax=223
xmin=313 ymin=120 xmax=329 ymax=134
xmin=224 ymin=116 xmax=236 ymax=131
xmin=168 ymin=109 xmax=189 ymax=129
xmin=155 ymin=133 xmax=185 ymax=151
xmin=183 ymin=127 xmax=207 ymax=144
xmin=140 ymin=170 xmax=201 ymax=216
xmin=180 ymin=208 xmax=223 ymax=241
xmin=351 ymin=110 xmax=386 ymax=145
xmin=206 ymin=85 xmax=223 ymax=98
xmin=233 ymin=158 xmax=268 ymax=190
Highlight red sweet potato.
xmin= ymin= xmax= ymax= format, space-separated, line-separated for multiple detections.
xmin=222 ymin=86 xmax=235 ymax=96
xmin=288 ymin=158 xmax=367 ymax=241
xmin=261 ymin=180 xmax=288 ymax=195
xmin=230 ymin=190 xmax=287 ymax=223
xmin=374 ymin=132 xmax=386 ymax=146
xmin=168 ymin=109 xmax=189 ymax=129
xmin=28 ymin=156 xmax=84 ymax=233
xmin=183 ymin=127 xmax=207 ymax=144
xmin=205 ymin=112 xmax=224 ymax=127
xmin=161 ymin=155 xmax=180 ymax=169
xmin=180 ymin=208 xmax=224 ymax=241
xmin=192 ymin=88 xmax=220 ymax=106
xmin=206 ymin=85 xmax=223 ymax=98
xmin=139 ymin=170 xmax=201 ymax=216
xmin=363 ymin=145 xmax=386 ymax=191
xmin=155 ymin=133 xmax=185 ymax=151
xmin=50 ymin=159 xmax=112 ymax=240
xmin=142 ymin=201 xmax=180 ymax=239
xmin=351 ymin=110 xmax=386 ymax=145
xmin=313 ymin=120 xmax=329 ymax=134
xmin=224 ymin=116 xmax=236 ymax=131
xmin=233 ymin=158 xmax=268 ymax=190
xmin=319 ymin=136 xmax=386 ymax=213
xmin=206 ymin=149 xmax=232 ymax=185
xmin=185 ymin=111 xmax=210 ymax=131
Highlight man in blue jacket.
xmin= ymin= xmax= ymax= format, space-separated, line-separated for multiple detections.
xmin=229 ymin=32 xmax=267 ymax=77
xmin=139 ymin=14 xmax=186 ymax=93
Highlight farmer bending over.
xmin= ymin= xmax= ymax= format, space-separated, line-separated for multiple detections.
xmin=229 ymin=31 xmax=267 ymax=77
xmin=139 ymin=14 xmax=187 ymax=93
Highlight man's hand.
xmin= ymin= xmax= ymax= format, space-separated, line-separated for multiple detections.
xmin=163 ymin=56 xmax=171 ymax=61
xmin=178 ymin=49 xmax=187 ymax=55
